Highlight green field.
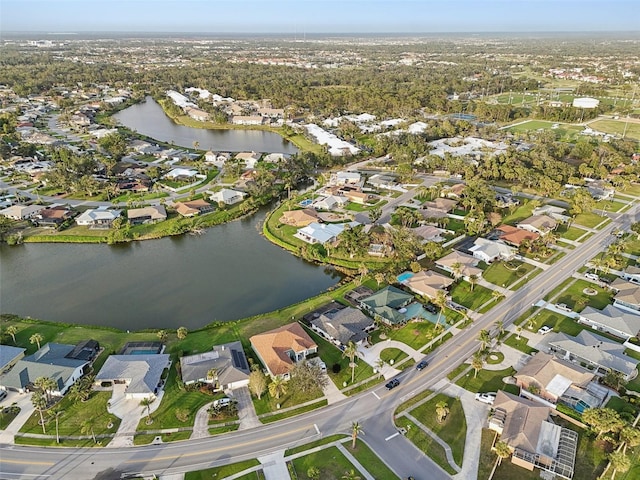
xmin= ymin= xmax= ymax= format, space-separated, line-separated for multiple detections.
xmin=589 ymin=119 xmax=640 ymax=141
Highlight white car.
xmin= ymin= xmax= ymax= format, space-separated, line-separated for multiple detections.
xmin=537 ymin=325 xmax=552 ymax=335
xmin=585 ymin=273 xmax=600 ymax=281
xmin=475 ymin=393 xmax=496 ymax=405
xmin=555 ymin=303 xmax=572 ymax=312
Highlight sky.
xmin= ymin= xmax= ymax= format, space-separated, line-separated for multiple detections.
xmin=1 ymin=0 xmax=638 ymax=34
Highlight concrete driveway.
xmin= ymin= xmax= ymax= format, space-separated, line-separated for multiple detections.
xmin=106 ymin=384 xmax=164 ymax=448
xmin=0 ymin=391 xmax=35 ymax=443
xmin=358 ymin=339 xmax=423 ymax=379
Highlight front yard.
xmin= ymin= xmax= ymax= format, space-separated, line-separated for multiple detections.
xmin=483 ymin=260 xmax=536 ymax=288
xmin=450 ymin=281 xmax=497 ymax=312
xmin=553 ymin=279 xmax=613 ymax=312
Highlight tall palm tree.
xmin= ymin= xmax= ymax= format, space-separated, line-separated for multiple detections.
xmin=207 ymin=368 xmax=218 ymax=389
xmin=268 ymin=376 xmax=287 ymax=400
xmin=433 ymin=290 xmax=448 ymax=330
xmin=374 ymin=358 xmax=386 ymax=379
xmin=496 ymin=320 xmax=505 ymax=339
xmin=140 ymin=397 xmax=154 ymax=425
xmin=494 ymin=440 xmax=511 ymax=465
xmin=620 ymin=426 xmax=640 ymax=455
xmin=609 ymin=450 xmax=631 ymax=480
xmin=6 ymin=325 xmax=18 ymax=344
xmin=49 ymin=408 xmax=63 ymax=444
xmin=468 ymin=274 xmax=479 ymax=292
xmin=471 ymin=352 xmax=484 ymax=378
xmin=32 ymin=392 xmax=48 ymax=434
xmin=34 ymin=377 xmax=57 ymax=404
xmin=435 ymin=401 xmax=449 ymax=423
xmin=351 ymin=421 xmax=364 ymax=449
xmin=30 ymin=333 xmax=43 ymax=350
xmin=451 ymin=262 xmax=463 ymax=281
xmin=81 ymin=418 xmax=97 ymax=444
xmin=342 ymin=341 xmax=360 ymax=384
xmin=478 ymin=329 xmax=491 ymax=352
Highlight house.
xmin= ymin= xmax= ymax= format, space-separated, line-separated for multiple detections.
xmin=209 ymin=188 xmax=247 ymax=206
xmin=422 ymin=197 xmax=457 ymax=213
xmin=204 ymin=151 xmax=230 ymax=168
xmin=332 ymin=171 xmax=361 ymax=186
xmin=360 ymin=286 xmax=414 ymax=326
xmin=496 ymin=225 xmax=539 ymax=247
xmin=164 ymin=168 xmax=199 ymax=181
xmin=496 ymin=193 xmax=520 ymax=209
xmin=174 ymin=199 xmax=215 ymax=217
xmin=95 ymin=354 xmax=170 ymax=400
xmin=0 ymin=204 xmax=44 ymax=220
xmin=75 ymin=208 xmax=121 ymax=228
xmin=514 ymin=352 xmax=606 ymax=411
xmin=468 ymin=238 xmax=515 ymax=264
xmin=489 ymin=391 xmax=578 ymax=479
xmin=411 ymin=225 xmax=445 ymax=243
xmin=235 ymin=151 xmax=261 ymax=169
xmin=578 ymin=304 xmax=640 ymax=340
xmin=532 ymin=205 xmax=570 ymax=223
xmin=249 ymin=323 xmax=317 ymax=379
xmin=310 ymin=307 xmax=374 ymax=347
xmin=179 ymin=341 xmax=250 ymax=390
xmin=33 ymin=205 xmax=74 ymax=228
xmin=441 ymin=183 xmax=465 ymax=199
xmin=127 ymin=205 xmax=167 ymax=225
xmin=404 ymin=270 xmax=454 ymax=300
xmin=517 ymin=214 xmax=557 ymax=234
xmin=294 ymin=221 xmax=357 ymax=245
xmin=232 ymin=115 xmax=265 ymax=126
xmin=0 ymin=342 xmax=95 ymax=395
xmin=185 ymin=107 xmax=209 ymax=121
xmin=435 ymin=251 xmax=482 ymax=280
xmin=621 ymin=265 xmax=640 ymax=285
xmin=279 ymin=208 xmax=318 ymax=227
xmin=548 ymin=330 xmax=638 ymax=382
xmin=312 ymin=195 xmax=348 ymax=211
xmin=345 ymin=191 xmax=371 ymax=205
xmin=418 ymin=207 xmax=449 ymax=222
xmin=263 ymin=153 xmax=288 ymax=163
xmin=611 ymin=278 xmax=640 ymax=314
xmin=0 ymin=345 xmax=26 ymax=374
xmin=367 ymin=174 xmax=397 ymax=189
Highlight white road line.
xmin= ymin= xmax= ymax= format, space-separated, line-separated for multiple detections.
xmin=314 ymin=424 xmax=320 ymax=435
xmin=385 ymin=432 xmax=400 ymax=441
xmin=371 ymin=391 xmax=380 ymax=400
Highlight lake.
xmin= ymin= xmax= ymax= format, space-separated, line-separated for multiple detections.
xmin=114 ymin=97 xmax=299 ymax=154
xmin=1 ymin=209 xmax=341 ymax=330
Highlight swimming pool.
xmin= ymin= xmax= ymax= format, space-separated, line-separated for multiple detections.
xmin=299 ymin=199 xmax=313 ymax=207
xmin=397 ymin=271 xmax=414 ymax=283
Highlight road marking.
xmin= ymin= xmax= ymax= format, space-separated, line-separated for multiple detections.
xmin=371 ymin=391 xmax=380 ymax=400
xmin=385 ymin=432 xmax=399 ymax=441
xmin=0 ymin=459 xmax=54 ymax=466
xmin=314 ymin=424 xmax=320 ymax=435
xmin=0 ymin=474 xmax=51 ymax=478
xmin=125 ymin=424 xmax=316 ymax=463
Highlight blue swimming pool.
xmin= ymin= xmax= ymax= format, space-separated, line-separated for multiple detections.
xmin=397 ymin=271 xmax=414 ymax=283
xmin=299 ymin=199 xmax=313 ymax=207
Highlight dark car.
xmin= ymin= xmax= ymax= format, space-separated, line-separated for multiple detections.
xmin=385 ymin=378 xmax=400 ymax=390
xmin=416 ymin=360 xmax=429 ymax=371
xmin=425 ymin=303 xmax=437 ymax=314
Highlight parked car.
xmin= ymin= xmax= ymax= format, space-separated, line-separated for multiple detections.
xmin=475 ymin=392 xmax=496 ymax=405
xmin=585 ymin=273 xmax=600 ymax=281
xmin=416 ymin=360 xmax=429 ymax=371
xmin=537 ymin=325 xmax=552 ymax=335
xmin=555 ymin=303 xmax=571 ymax=312
xmin=212 ymin=397 xmax=233 ymax=408
xmin=425 ymin=303 xmax=438 ymax=314
xmin=385 ymin=379 xmax=400 ymax=390
xmin=0 ymin=390 xmax=6 ymax=402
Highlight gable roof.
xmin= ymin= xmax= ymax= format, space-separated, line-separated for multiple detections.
xmin=497 ymin=224 xmax=540 ymax=246
xmin=0 ymin=344 xmax=26 ymax=369
xmin=612 ymin=279 xmax=640 ymax=306
xmin=515 ymin=352 xmax=594 ymax=396
xmin=95 ymin=354 xmax=170 ymax=395
xmin=411 ymin=225 xmax=444 ymax=241
xmin=469 ymin=237 xmax=514 ymax=259
xmin=517 ymin=214 xmax=557 ymax=232
xmin=127 ymin=205 xmax=167 ymax=221
xmin=311 ymin=307 xmax=374 ymax=345
xmin=250 ymin=323 xmax=317 ymax=376
xmin=404 ymin=270 xmax=454 ymax=299
xmin=580 ymin=304 xmax=640 ymax=338
xmin=435 ymin=251 xmax=483 ymax=277
xmin=180 ymin=341 xmax=250 ymax=386
xmin=279 ymin=209 xmax=318 ymax=227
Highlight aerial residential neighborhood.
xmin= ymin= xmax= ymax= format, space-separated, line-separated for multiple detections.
xmin=1 ymin=3 xmax=640 ymax=480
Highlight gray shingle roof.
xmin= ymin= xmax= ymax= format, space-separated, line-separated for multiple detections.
xmin=311 ymin=307 xmax=374 ymax=345
xmin=179 ymin=341 xmax=250 ymax=386
xmin=95 ymin=354 xmax=170 ymax=395
xmin=0 ymin=344 xmax=26 ymax=370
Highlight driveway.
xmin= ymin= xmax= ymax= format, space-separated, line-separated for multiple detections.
xmin=232 ymin=386 xmax=261 ymax=431
xmin=358 ymin=339 xmax=422 ymax=379
xmin=0 ymin=391 xmax=35 ymax=444
xmin=106 ymin=384 xmax=164 ymax=448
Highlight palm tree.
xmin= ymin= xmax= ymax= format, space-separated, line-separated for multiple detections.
xmin=341 ymin=470 xmax=361 ymax=480
xmin=268 ymin=376 xmax=287 ymax=400
xmin=478 ymin=329 xmax=491 ymax=352
xmin=451 ymin=262 xmax=463 ymax=281
xmin=307 ymin=466 xmax=320 ymax=480
xmin=34 ymin=376 xmax=57 ymax=404
xmin=374 ymin=272 xmax=385 ymax=287
xmin=620 ymin=426 xmax=640 ymax=454
xmin=609 ymin=450 xmax=631 ymax=480
xmin=70 ymin=375 xmax=94 ymax=402
xmin=31 ymin=392 xmax=47 ymax=434
xmin=435 ymin=400 xmax=449 ymax=423
xmin=358 ymin=263 xmax=369 ymax=283
xmin=374 ymin=358 xmax=386 ymax=379
xmin=342 ymin=341 xmax=360 ymax=384
xmin=516 ymin=325 xmax=523 ymax=340
xmin=49 ymin=408 xmax=63 ymax=444
xmin=492 ymin=290 xmax=504 ymax=303
xmin=176 ymin=327 xmax=188 ymax=340
xmin=207 ymin=368 xmax=218 ymax=389
xmin=6 ymin=325 xmax=18 ymax=344
xmin=494 ymin=440 xmax=511 ymax=465
xmin=140 ymin=397 xmax=154 ymax=425
xmin=469 ymin=274 xmax=479 ymax=291
xmin=30 ymin=333 xmax=43 ymax=350
xmin=156 ymin=330 xmax=168 ymax=343
xmin=433 ymin=290 xmax=448 ymax=330
xmin=351 ymin=421 xmax=364 ymax=449
xmin=496 ymin=320 xmax=505 ymax=339
xmin=81 ymin=418 xmax=97 ymax=444
xmin=471 ymin=352 xmax=484 ymax=378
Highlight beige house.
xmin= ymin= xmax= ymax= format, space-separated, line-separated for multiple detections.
xmin=517 ymin=214 xmax=557 ymax=234
xmin=279 ymin=208 xmax=318 ymax=227
xmin=404 ymin=270 xmax=454 ymax=300
xmin=174 ymin=199 xmax=214 ymax=217
xmin=127 ymin=205 xmax=167 ymax=225
xmin=250 ymin=323 xmax=317 ymax=379
xmin=434 ymin=251 xmax=482 ymax=280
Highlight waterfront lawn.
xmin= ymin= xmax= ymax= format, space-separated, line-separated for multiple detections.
xmin=553 ymin=279 xmax=613 ymax=312
xmin=291 ymin=446 xmax=365 ymax=480
xmin=19 ymin=392 xmax=120 ymax=445
xmin=399 ymin=417 xmax=457 ymax=475
xmin=185 ymin=459 xmax=261 ymax=480
xmin=410 ymin=393 xmax=466 ymax=467
xmin=454 ymin=367 xmax=518 ymax=395
xmin=22 ymin=224 xmax=109 ymax=243
xmin=482 ymin=261 xmax=535 ymax=288
xmin=450 ymin=281 xmax=494 ymax=311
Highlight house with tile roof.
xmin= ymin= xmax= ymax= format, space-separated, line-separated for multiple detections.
xmin=279 ymin=208 xmax=318 ymax=227
xmin=310 ymin=307 xmax=374 ymax=347
xmin=404 ymin=270 xmax=454 ymax=300
xmin=250 ymin=323 xmax=317 ymax=379
xmin=180 ymin=341 xmax=250 ymax=390
xmin=95 ymin=354 xmax=170 ymax=400
xmin=496 ymin=224 xmax=540 ymax=246
xmin=127 ymin=205 xmax=167 ymax=225
xmin=489 ymin=391 xmax=578 ymax=479
xmin=435 ymin=251 xmax=483 ymax=280
xmin=578 ymin=304 xmax=640 ymax=340
xmin=174 ymin=199 xmax=215 ymax=217
xmin=548 ymin=330 xmax=638 ymax=381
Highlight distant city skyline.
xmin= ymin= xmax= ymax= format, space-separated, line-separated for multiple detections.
xmin=2 ymin=0 xmax=638 ymax=34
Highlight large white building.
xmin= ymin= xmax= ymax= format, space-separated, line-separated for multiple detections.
xmin=572 ymin=97 xmax=600 ymax=109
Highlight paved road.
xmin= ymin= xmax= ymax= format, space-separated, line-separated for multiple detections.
xmin=0 ymin=206 xmax=636 ymax=480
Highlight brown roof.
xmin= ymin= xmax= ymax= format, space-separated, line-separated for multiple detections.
xmin=518 ymin=214 xmax=557 ymax=232
xmin=435 ymin=251 xmax=483 ymax=278
xmin=175 ymin=199 xmax=212 ymax=217
xmin=612 ymin=279 xmax=640 ymax=305
xmin=250 ymin=323 xmax=317 ymax=376
xmin=279 ymin=209 xmax=318 ymax=227
xmin=38 ymin=206 xmax=71 ymax=219
xmin=515 ymin=352 xmax=594 ymax=391
xmin=405 ymin=270 xmax=454 ymax=299
xmin=422 ymin=197 xmax=458 ymax=212
xmin=497 ymin=224 xmax=540 ymax=246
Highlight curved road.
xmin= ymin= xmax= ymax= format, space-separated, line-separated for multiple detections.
xmin=1 ymin=205 xmax=636 ymax=480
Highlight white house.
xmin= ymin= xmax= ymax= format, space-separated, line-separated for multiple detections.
xmin=179 ymin=341 xmax=250 ymax=390
xmin=578 ymin=304 xmax=640 ymax=340
xmin=95 ymin=354 xmax=170 ymax=400
xmin=75 ymin=208 xmax=121 ymax=227
xmin=235 ymin=151 xmax=261 ymax=169
xmin=332 ymin=171 xmax=361 ymax=186
xmin=210 ymin=188 xmax=247 ymax=205
xmin=164 ymin=168 xmax=199 ymax=180
xmin=468 ymin=238 xmax=515 ymax=264
xmin=0 ymin=204 xmax=44 ymax=220
xmin=294 ymin=222 xmax=357 ymax=245
xmin=573 ymin=97 xmax=600 ymax=109
xmin=312 ymin=195 xmax=348 ymax=211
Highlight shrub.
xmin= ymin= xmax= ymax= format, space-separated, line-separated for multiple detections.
xmin=332 ymin=363 xmax=341 ymax=374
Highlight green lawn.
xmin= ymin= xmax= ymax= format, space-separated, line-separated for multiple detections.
xmin=501 ymin=200 xmax=537 ymax=225
xmin=410 ymin=394 xmax=466 ymax=467
xmin=503 ymin=334 xmax=539 ymax=355
xmin=450 ymin=281 xmax=495 ymax=311
xmin=455 ymin=367 xmax=518 ymax=394
xmin=554 ymin=279 xmax=614 ymax=312
xmin=261 ymin=400 xmax=328 ymax=424
xmin=556 ymin=224 xmax=589 ymax=241
xmin=291 ymin=445 xmax=364 ymax=480
xmin=573 ymin=211 xmax=608 ymax=229
xmin=589 ymin=119 xmax=640 ymax=142
xmin=483 ymin=261 xmax=535 ymax=288
xmin=623 ymin=236 xmax=640 ymax=256
xmin=477 ymin=429 xmax=498 ymax=480
xmin=185 ymin=459 xmax=260 ymax=480
xmin=400 ymin=417 xmax=457 ymax=475
xmin=285 ymin=434 xmax=348 ymax=456
xmin=379 ymin=347 xmax=409 ymax=365
xmin=0 ymin=406 xmax=20 ymax=430
xmin=349 ymin=439 xmax=400 ymax=480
